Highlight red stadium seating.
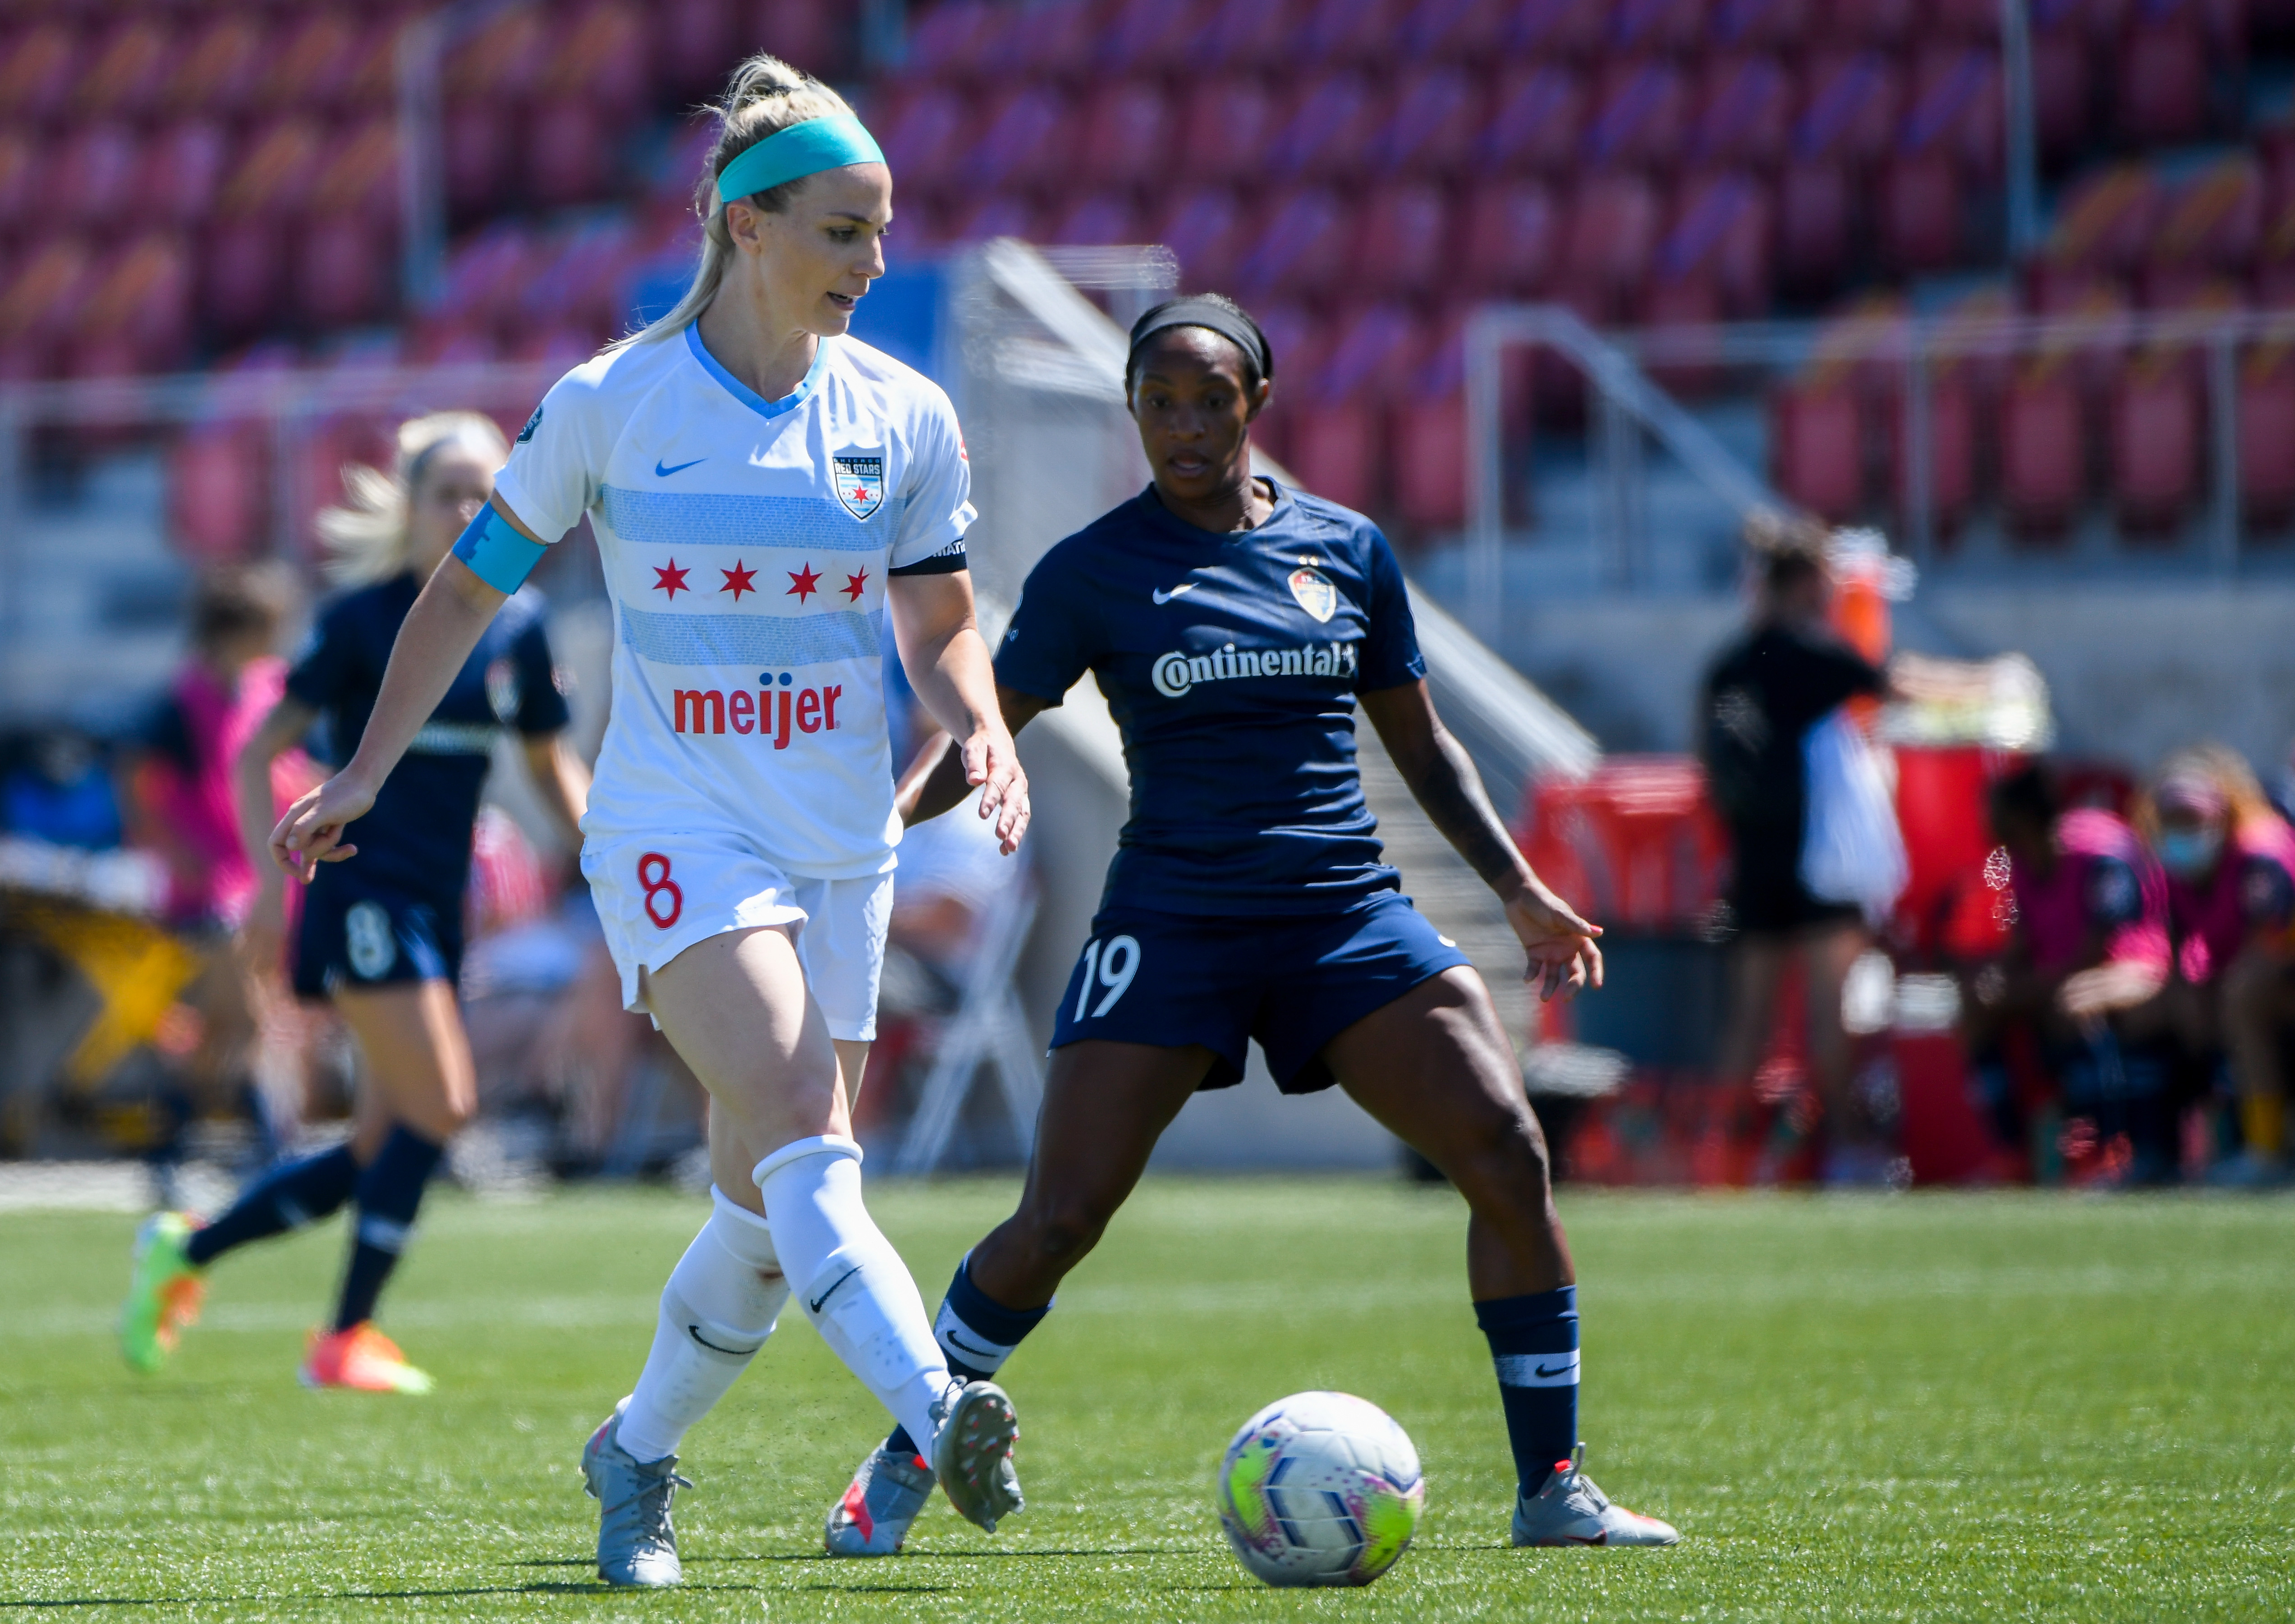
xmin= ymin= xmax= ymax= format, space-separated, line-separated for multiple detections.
xmin=969 ymin=87 xmax=1073 ymax=192
xmin=1825 ymin=0 xmax=1916 ymax=46
xmin=47 ymin=125 xmax=142 ymax=229
xmin=1506 ymin=0 xmax=1610 ymax=58
xmin=1178 ymin=76 xmax=1291 ymax=184
xmin=169 ymin=422 xmax=269 ymax=563
xmin=2111 ymin=353 xmax=2205 ymax=533
xmin=1268 ymin=72 xmax=1388 ymax=181
xmin=1077 ymin=82 xmax=1172 ymax=188
xmin=1771 ymin=381 xmax=1867 ymax=522
xmin=446 ymin=103 xmax=514 ymax=215
xmin=1654 ymin=170 xmax=1774 ymax=317
xmin=0 ymin=239 xmax=94 ymax=381
xmin=1711 ymin=0 xmax=1814 ymax=49
xmin=75 ymin=16 xmax=174 ymax=120
xmin=1286 ymin=303 xmax=1421 ymax=512
xmin=1878 ymin=155 xmax=1964 ymax=273
xmin=1902 ymin=46 xmax=2003 ymax=180
xmin=1301 ymin=0 xmax=1407 ymax=63
xmin=1376 ymin=66 xmax=1484 ymax=176
xmin=165 ymin=13 xmax=266 ymax=119
xmin=1888 ymin=373 xmax=1979 ymax=534
xmin=144 ymin=123 xmax=232 ymax=228
xmin=1691 ymin=54 xmax=1795 ymax=169
xmin=1047 ymin=192 xmax=1142 ymax=244
xmin=2000 ymin=363 xmax=2088 ymax=537
xmin=878 ymin=87 xmax=972 ymax=195
xmin=1463 ymin=179 xmax=1564 ymax=295
xmin=543 ymin=2 xmax=651 ymax=119
xmin=1581 ymin=59 xmax=1692 ymax=169
xmin=1356 ymin=182 xmax=1450 ymax=294
xmin=264 ymin=11 xmax=367 ymax=113
xmin=1559 ymin=172 xmax=1666 ymax=321
xmin=1402 ymin=0 xmax=1514 ymax=60
xmin=1793 ymin=50 xmax=1903 ymax=165
xmin=1777 ymin=160 xmax=1852 ymax=291
xmin=1391 ymin=313 xmax=1472 ymax=531
xmin=0 ymin=23 xmax=79 ymax=123
xmin=1006 ymin=0 xmax=1102 ymax=79
xmin=0 ymin=132 xmax=35 ymax=235
xmin=1155 ymin=187 xmax=1252 ymax=289
xmin=2030 ymin=23 xmax=2092 ymax=159
xmin=656 ymin=0 xmax=735 ymax=100
xmin=1479 ymin=65 xmax=1587 ymax=175
xmin=1235 ymin=189 xmax=1357 ymax=299
xmin=2239 ymin=344 xmax=2295 ymax=528
xmin=528 ymin=100 xmax=612 ymax=208
xmin=2146 ymin=156 xmax=2264 ymax=280
xmin=900 ymin=0 xmax=1008 ymax=79
xmin=2045 ymin=163 xmax=2165 ymax=275
xmin=218 ymin=119 xmax=325 ymax=220
xmin=1608 ymin=0 xmax=1712 ymax=56
xmin=950 ymin=193 xmax=1042 ymax=243
xmin=1098 ymin=0 xmax=1212 ymax=74
xmin=2118 ymin=13 xmax=2210 ymax=145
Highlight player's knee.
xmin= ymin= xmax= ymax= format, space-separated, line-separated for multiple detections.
xmin=1015 ymin=1195 xmax=1115 ymax=1269
xmin=1446 ymin=1101 xmax=1555 ymax=1206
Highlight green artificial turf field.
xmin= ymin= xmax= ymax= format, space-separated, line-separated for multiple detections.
xmin=4 ymin=1179 xmax=2292 ymax=1620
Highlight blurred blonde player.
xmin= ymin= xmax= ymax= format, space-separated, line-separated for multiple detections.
xmin=262 ymin=55 xmax=1029 ymax=1587
xmin=120 ymin=413 xmax=588 ymax=1391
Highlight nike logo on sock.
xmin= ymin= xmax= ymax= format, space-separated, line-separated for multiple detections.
xmin=686 ymin=1324 xmax=764 ymax=1358
xmin=808 ymin=1266 xmax=862 ymax=1315
xmin=1534 ymin=1360 xmax=1575 ymax=1380
xmin=1151 ymin=582 xmax=1197 ymax=604
xmin=655 ymin=456 xmax=705 ymax=477
xmin=941 ymin=1330 xmax=1002 ymax=1363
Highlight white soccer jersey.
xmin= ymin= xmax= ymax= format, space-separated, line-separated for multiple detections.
xmin=492 ymin=325 xmax=974 ymax=877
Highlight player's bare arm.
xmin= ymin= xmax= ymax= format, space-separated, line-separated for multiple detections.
xmin=517 ymin=732 xmax=591 ymax=850
xmin=887 ymin=569 xmax=1032 ymax=853
xmin=896 ymin=684 xmax=1051 ymax=829
xmin=1359 ymin=679 xmax=1602 ymax=1002
xmin=232 ymin=694 xmax=319 ymax=962
xmin=268 ymin=532 xmax=511 ymax=880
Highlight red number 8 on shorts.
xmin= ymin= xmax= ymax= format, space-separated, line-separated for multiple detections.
xmin=638 ymin=852 xmax=683 ymax=929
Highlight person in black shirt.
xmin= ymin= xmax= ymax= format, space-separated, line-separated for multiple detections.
xmin=1699 ymin=526 xmax=1887 ymax=1175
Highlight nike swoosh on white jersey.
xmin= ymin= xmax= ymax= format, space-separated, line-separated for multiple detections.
xmin=1151 ymin=582 xmax=1198 ymax=604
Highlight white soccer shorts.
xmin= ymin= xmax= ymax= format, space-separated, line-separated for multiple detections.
xmin=583 ymin=830 xmax=892 ymax=1041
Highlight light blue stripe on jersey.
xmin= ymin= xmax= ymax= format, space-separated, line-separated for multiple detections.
xmin=619 ymin=603 xmax=880 ymax=668
xmin=600 ymin=486 xmax=900 ymax=552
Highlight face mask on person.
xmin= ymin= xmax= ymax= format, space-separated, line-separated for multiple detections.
xmin=2157 ymin=826 xmax=2223 ymax=879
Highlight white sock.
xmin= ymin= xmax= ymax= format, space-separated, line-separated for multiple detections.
xmin=616 ymin=1186 xmax=790 ymax=1463
xmin=753 ymin=1136 xmax=955 ymax=1454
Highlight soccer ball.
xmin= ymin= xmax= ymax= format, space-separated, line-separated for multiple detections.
xmin=1216 ymin=1391 xmax=1424 ymax=1587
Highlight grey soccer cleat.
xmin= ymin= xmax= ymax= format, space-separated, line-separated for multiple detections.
xmin=928 ymin=1381 xmax=1024 ymax=1534
xmin=582 ymin=1400 xmax=691 ymax=1587
xmin=824 ymin=1445 xmax=938 ymax=1556
xmin=1511 ymin=1445 xmax=1679 ymax=1547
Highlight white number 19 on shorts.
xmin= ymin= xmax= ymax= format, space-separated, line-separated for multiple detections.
xmin=1074 ymin=934 xmax=1140 ymax=1019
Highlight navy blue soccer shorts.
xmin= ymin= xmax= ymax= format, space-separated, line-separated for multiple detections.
xmin=292 ymin=869 xmax=464 ymax=1000
xmin=1048 ymin=890 xmax=1473 ymax=1093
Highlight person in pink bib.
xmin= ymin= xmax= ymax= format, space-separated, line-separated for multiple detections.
xmin=1963 ymin=765 xmax=2176 ymax=1183
xmin=2138 ymin=746 xmax=2295 ymax=1185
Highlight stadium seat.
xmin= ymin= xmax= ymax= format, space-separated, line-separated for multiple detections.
xmin=446 ymin=103 xmax=514 ymax=215
xmin=168 ymin=422 xmax=269 ymax=563
xmin=1078 ymin=82 xmax=1171 ymax=187
xmin=1690 ymin=54 xmax=1794 ymax=169
xmin=2238 ymin=344 xmax=2295 ymax=528
xmin=532 ymin=99 xmax=615 ymax=207
xmin=1560 ymin=173 xmax=1666 ymax=321
xmin=1234 ymin=189 xmax=1357 ymax=299
xmin=2045 ymin=163 xmax=2164 ymax=275
xmin=47 ymin=125 xmax=143 ymax=228
xmin=297 ymin=218 xmax=391 ymax=330
xmin=1902 ymin=45 xmax=2003 ymax=182
xmin=0 ymin=131 xmax=34 ymax=234
xmin=0 ymin=238 xmax=93 ymax=382
xmin=1478 ymin=65 xmax=1587 ymax=175
xmin=0 ymin=23 xmax=78 ymax=123
xmin=202 ymin=220 xmax=290 ymax=339
xmin=405 ymin=315 xmax=502 ymax=365
xmin=1878 ymin=154 xmax=1965 ymax=273
xmin=143 ymin=123 xmax=232 ymax=228
xmin=1607 ymin=0 xmax=1711 ymax=56
xmin=1777 ymin=161 xmax=1853 ymax=292
xmin=877 ymin=87 xmax=973 ymax=194
xmin=2117 ymin=13 xmax=2210 ymax=145
xmin=2030 ymin=23 xmax=2091 ymax=159
xmin=1825 ymin=0 xmax=1915 ymax=46
xmin=1006 ymin=0 xmax=1103 ymax=79
xmin=1999 ymin=362 xmax=2087 ymax=537
xmin=1356 ymin=182 xmax=1450 ymax=294
xmin=656 ymin=0 xmax=734 ymax=99
xmin=968 ymin=87 xmax=1074 ymax=193
xmin=1154 ymin=186 xmax=1252 ymax=289
xmin=1286 ymin=302 xmax=1422 ymax=513
xmin=2109 ymin=353 xmax=2203 ymax=534
xmin=900 ymin=0 xmax=1008 ymax=79
xmin=1178 ymin=76 xmax=1290 ymax=184
xmin=1462 ymin=179 xmax=1564 ymax=295
xmin=1506 ymin=0 xmax=1610 ymax=58
xmin=949 ymin=194 xmax=1042 ymax=244
xmin=1581 ymin=59 xmax=1692 ymax=170
xmin=1374 ymin=65 xmax=1483 ymax=176
xmin=1654 ymin=171 xmax=1773 ymax=317
xmin=1047 ymin=192 xmax=1141 ymax=244
xmin=1711 ymin=0 xmax=1814 ymax=46
xmin=1097 ymin=0 xmax=1212 ymax=74
xmin=2145 ymin=156 xmax=2263 ymax=281
xmin=1770 ymin=381 xmax=1867 ymax=523
xmin=543 ymin=2 xmax=651 ymax=119
xmin=1402 ymin=0 xmax=1513 ymax=59
xmin=434 ymin=223 xmax=539 ymax=335
xmin=1888 ymin=373 xmax=1978 ymax=536
xmin=1794 ymin=50 xmax=1904 ymax=168
xmin=74 ymin=15 xmax=173 ymax=120
xmin=1239 ymin=300 xmax=1328 ymax=464
xmin=1391 ymin=312 xmax=1471 ymax=532
xmin=1268 ymin=73 xmax=1386 ymax=181
xmin=522 ymin=215 xmax=643 ymax=339
xmin=262 ymin=10 xmax=367 ymax=112
xmin=164 ymin=13 xmax=266 ymax=119
xmin=1300 ymin=0 xmax=1405 ymax=63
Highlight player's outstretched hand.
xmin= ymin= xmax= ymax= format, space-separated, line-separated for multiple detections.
xmin=1504 ymin=881 xmax=1604 ymax=1003
xmin=269 ymin=772 xmax=374 ymax=881
xmin=961 ymin=726 xmax=1032 ymax=856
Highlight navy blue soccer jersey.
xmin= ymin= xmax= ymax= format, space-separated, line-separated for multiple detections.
xmin=996 ymin=480 xmax=1425 ymax=915
xmin=287 ymin=574 xmax=568 ymax=901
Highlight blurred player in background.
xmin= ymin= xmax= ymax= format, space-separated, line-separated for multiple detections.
xmin=2136 ymin=746 xmax=2295 ymax=1184
xmin=120 ymin=411 xmax=589 ymax=1392
xmin=1965 ymin=765 xmax=2176 ymax=1183
xmin=822 ymin=294 xmax=1676 ymax=1559
xmin=261 ymin=57 xmax=1028 ymax=1587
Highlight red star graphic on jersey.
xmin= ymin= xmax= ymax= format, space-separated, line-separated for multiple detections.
xmin=842 ymin=569 xmax=869 ymax=602
xmin=652 ymin=559 xmax=689 ymax=598
xmin=786 ymin=563 xmax=821 ymax=602
xmin=721 ymin=560 xmax=757 ymax=600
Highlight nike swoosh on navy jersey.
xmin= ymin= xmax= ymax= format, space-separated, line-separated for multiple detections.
xmin=654 ymin=456 xmax=706 ymax=477
xmin=1151 ymin=582 xmax=1198 ymax=604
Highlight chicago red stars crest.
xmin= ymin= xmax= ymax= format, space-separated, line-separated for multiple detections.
xmin=832 ymin=454 xmax=884 ymax=520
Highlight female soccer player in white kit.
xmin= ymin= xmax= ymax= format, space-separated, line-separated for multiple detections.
xmin=266 ymin=56 xmax=1030 ymax=1587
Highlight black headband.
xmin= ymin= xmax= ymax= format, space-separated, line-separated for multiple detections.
xmin=1126 ymin=297 xmax=1274 ymax=385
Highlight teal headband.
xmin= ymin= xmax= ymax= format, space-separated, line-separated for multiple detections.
xmin=713 ymin=115 xmax=885 ymax=212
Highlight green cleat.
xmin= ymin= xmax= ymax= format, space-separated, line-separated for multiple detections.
xmin=120 ymin=1212 xmax=206 ymax=1373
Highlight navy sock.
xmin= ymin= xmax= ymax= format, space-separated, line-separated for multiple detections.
xmin=1477 ymin=1286 xmax=1580 ymax=1498
xmin=183 ymin=1145 xmax=359 ymax=1267
xmin=334 ymin=1127 xmax=444 ymax=1332
xmin=885 ymin=1254 xmax=1053 ymax=1457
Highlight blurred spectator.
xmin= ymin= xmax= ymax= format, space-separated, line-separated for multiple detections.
xmin=1964 ymin=765 xmax=2178 ymax=1184
xmin=0 ymin=730 xmax=122 ymax=850
xmin=2135 ymin=746 xmax=2295 ymax=1185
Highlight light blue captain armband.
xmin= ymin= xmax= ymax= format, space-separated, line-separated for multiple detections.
xmin=451 ymin=506 xmax=548 ymax=594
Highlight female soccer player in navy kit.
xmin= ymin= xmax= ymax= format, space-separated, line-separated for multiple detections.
xmin=261 ymin=56 xmax=1030 ymax=1587
xmin=119 ymin=411 xmax=590 ymax=1394
xmin=824 ymin=296 xmax=1678 ymax=1556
